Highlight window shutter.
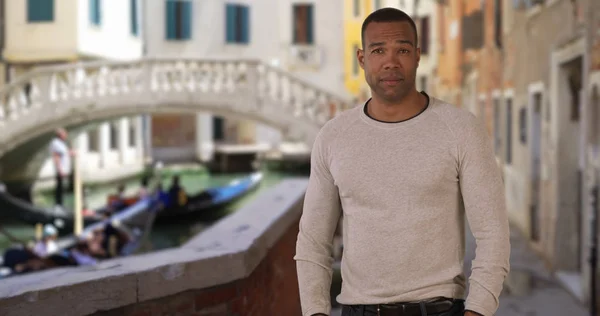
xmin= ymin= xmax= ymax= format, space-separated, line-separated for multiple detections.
xmin=166 ymin=0 xmax=176 ymax=39
xmin=306 ymin=5 xmax=314 ymax=44
xmin=225 ymin=4 xmax=236 ymax=43
xmin=181 ymin=0 xmax=192 ymax=39
xmin=90 ymin=0 xmax=101 ymax=25
xmin=27 ymin=0 xmax=54 ymax=22
xmin=130 ymin=0 xmax=138 ymax=35
xmin=241 ymin=6 xmax=249 ymax=44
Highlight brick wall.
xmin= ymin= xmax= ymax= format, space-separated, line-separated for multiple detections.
xmin=94 ymin=220 xmax=302 ymax=316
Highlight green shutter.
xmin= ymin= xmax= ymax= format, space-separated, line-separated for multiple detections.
xmin=225 ymin=4 xmax=236 ymax=43
xmin=166 ymin=0 xmax=176 ymax=39
xmin=90 ymin=0 xmax=101 ymax=25
xmin=240 ymin=6 xmax=249 ymax=44
xmin=306 ymin=5 xmax=314 ymax=44
xmin=181 ymin=0 xmax=192 ymax=39
xmin=130 ymin=0 xmax=138 ymax=36
xmin=27 ymin=0 xmax=54 ymax=22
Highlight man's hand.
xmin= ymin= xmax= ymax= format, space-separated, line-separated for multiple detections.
xmin=69 ymin=149 xmax=77 ymax=157
xmin=465 ymin=310 xmax=483 ymax=316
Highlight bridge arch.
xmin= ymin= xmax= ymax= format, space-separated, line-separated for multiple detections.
xmin=0 ymin=58 xmax=352 ymax=194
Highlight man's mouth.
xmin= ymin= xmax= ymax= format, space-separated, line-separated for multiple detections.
xmin=381 ymin=78 xmax=403 ymax=86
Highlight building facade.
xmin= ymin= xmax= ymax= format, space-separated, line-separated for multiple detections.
xmin=436 ymin=0 xmax=600 ymax=306
xmin=3 ymin=0 xmax=147 ymax=187
xmin=144 ymin=0 xmax=347 ymax=162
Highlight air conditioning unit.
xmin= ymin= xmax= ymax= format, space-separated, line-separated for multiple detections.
xmin=288 ymin=45 xmax=322 ymax=69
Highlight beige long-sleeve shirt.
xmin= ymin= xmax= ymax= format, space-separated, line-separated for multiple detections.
xmin=294 ymin=96 xmax=510 ymax=316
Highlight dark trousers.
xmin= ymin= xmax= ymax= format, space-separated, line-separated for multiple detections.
xmin=341 ymin=299 xmax=465 ymax=316
xmin=55 ymin=174 xmax=64 ymax=206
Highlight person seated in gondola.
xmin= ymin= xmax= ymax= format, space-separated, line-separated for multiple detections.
xmin=3 ymin=246 xmax=77 ymax=274
xmin=168 ymin=175 xmax=187 ymax=207
xmin=108 ymin=184 xmax=127 ymax=211
xmin=138 ymin=176 xmax=150 ymax=199
xmin=99 ymin=211 xmax=130 ymax=258
xmin=153 ymin=182 xmax=170 ymax=208
xmin=69 ymin=241 xmax=98 ymax=266
xmin=32 ymin=224 xmax=59 ymax=258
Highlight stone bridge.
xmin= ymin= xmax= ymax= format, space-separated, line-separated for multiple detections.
xmin=0 ymin=58 xmax=352 ymax=193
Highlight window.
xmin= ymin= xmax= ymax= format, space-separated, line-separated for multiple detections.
xmin=226 ymin=4 xmax=250 ymax=44
xmin=109 ymin=123 xmax=118 ymax=150
xmin=166 ymin=0 xmax=192 ymax=40
xmin=374 ymin=0 xmax=382 ymax=10
xmin=524 ymin=0 xmax=546 ymax=9
xmin=493 ymin=98 xmax=501 ymax=155
xmin=129 ymin=118 xmax=137 ymax=147
xmin=88 ymin=129 xmax=99 ymax=152
xmin=420 ymin=16 xmax=430 ymax=54
xmin=494 ymin=0 xmax=502 ymax=48
xmin=213 ymin=117 xmax=225 ymax=141
xmin=591 ymin=86 xmax=600 ymax=147
xmin=27 ymin=0 xmax=54 ymax=22
xmin=352 ymin=44 xmax=359 ymax=76
xmin=90 ymin=0 xmax=102 ymax=26
xmin=354 ymin=0 xmax=360 ymax=17
xmin=292 ymin=4 xmax=314 ymax=45
xmin=519 ymin=107 xmax=527 ymax=144
xmin=131 ymin=0 xmax=138 ymax=36
xmin=505 ymin=98 xmax=513 ymax=164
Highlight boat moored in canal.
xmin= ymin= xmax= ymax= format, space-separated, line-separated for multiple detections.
xmin=0 ymin=197 xmax=160 ymax=279
xmin=157 ymin=172 xmax=264 ymax=221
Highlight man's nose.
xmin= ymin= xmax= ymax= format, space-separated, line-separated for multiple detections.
xmin=383 ymin=54 xmax=402 ymax=70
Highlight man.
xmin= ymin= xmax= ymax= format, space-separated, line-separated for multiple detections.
xmin=294 ymin=8 xmax=510 ymax=316
xmin=168 ymin=175 xmax=187 ymax=207
xmin=49 ymin=128 xmax=73 ymax=207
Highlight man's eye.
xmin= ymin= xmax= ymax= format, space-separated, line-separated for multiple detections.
xmin=400 ymin=49 xmax=410 ymax=54
xmin=372 ymin=48 xmax=384 ymax=54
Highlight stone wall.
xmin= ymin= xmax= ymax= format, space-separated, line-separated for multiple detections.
xmin=0 ymin=179 xmax=308 ymax=316
xmin=94 ymin=219 xmax=302 ymax=316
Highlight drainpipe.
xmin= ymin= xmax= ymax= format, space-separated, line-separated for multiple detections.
xmin=591 ymin=182 xmax=598 ymax=316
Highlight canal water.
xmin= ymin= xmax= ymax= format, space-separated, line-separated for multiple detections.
xmin=0 ymin=165 xmax=301 ymax=253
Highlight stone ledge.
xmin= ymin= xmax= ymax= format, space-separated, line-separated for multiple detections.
xmin=0 ymin=178 xmax=308 ymax=316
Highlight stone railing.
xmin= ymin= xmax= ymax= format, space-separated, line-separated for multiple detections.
xmin=0 ymin=58 xmax=353 ymax=157
xmin=0 ymin=179 xmax=308 ymax=316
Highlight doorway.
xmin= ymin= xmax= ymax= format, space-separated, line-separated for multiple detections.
xmin=555 ymin=56 xmax=584 ymax=272
xmin=530 ymin=91 xmax=543 ymax=242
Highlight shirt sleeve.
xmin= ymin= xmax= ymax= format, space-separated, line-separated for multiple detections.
xmin=457 ymin=114 xmax=511 ymax=316
xmin=294 ymin=131 xmax=342 ymax=316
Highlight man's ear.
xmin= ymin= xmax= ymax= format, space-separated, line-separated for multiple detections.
xmin=416 ymin=47 xmax=421 ymax=67
xmin=357 ymin=48 xmax=365 ymax=69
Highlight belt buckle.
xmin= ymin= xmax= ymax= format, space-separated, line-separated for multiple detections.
xmin=377 ymin=304 xmax=407 ymax=316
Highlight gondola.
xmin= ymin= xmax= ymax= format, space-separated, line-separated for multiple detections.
xmin=157 ymin=172 xmax=263 ymax=221
xmin=0 ymin=183 xmax=147 ymax=232
xmin=0 ymin=197 xmax=160 ymax=279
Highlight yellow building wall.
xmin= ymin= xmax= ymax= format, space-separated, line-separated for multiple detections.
xmin=4 ymin=0 xmax=79 ymax=63
xmin=343 ymin=0 xmax=373 ymax=101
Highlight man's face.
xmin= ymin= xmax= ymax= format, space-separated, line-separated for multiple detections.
xmin=358 ymin=21 xmax=420 ymax=103
xmin=58 ymin=129 xmax=67 ymax=140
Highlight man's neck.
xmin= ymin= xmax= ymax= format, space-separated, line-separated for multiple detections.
xmin=367 ymin=90 xmax=426 ymax=123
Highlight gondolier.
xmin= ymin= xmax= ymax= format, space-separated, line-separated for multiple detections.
xmin=49 ymin=128 xmax=75 ymax=208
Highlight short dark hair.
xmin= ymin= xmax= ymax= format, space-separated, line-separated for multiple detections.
xmin=361 ymin=8 xmax=418 ymax=49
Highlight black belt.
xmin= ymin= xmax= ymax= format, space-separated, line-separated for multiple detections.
xmin=347 ymin=298 xmax=460 ymax=316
